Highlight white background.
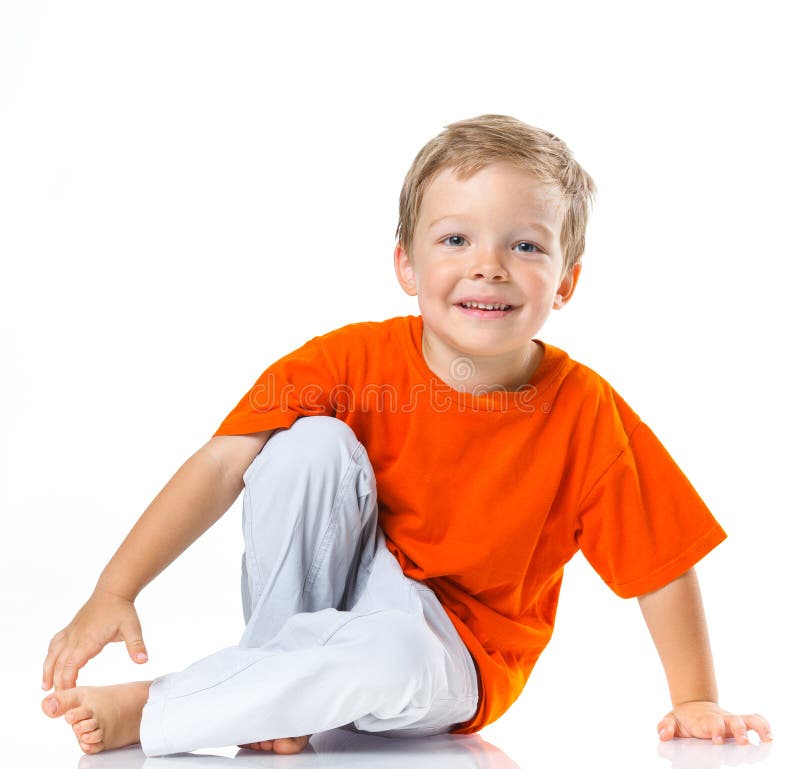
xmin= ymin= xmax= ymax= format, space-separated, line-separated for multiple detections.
xmin=1 ymin=1 xmax=797 ymax=766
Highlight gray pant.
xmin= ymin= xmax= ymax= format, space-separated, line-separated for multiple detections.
xmin=139 ymin=416 xmax=479 ymax=756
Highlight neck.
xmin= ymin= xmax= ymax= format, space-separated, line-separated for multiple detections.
xmin=421 ymin=330 xmax=543 ymax=393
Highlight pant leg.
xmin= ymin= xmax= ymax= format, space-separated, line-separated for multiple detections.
xmin=139 ymin=416 xmax=478 ymax=756
xmin=343 ymin=542 xmax=480 ymax=739
xmin=237 ymin=415 xmax=381 ymax=648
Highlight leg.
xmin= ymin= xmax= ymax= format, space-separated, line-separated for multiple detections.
xmin=138 ymin=415 xmax=388 ymax=755
xmin=44 ymin=415 xmax=375 ymax=757
xmin=237 ymin=415 xmax=381 ymax=647
xmin=337 ymin=545 xmax=481 ymax=739
xmin=41 ymin=572 xmax=479 ymax=755
xmin=139 ymin=597 xmax=458 ymax=755
xmin=43 ymin=416 xmax=478 ymax=754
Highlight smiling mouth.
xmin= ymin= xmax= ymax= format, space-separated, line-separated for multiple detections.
xmin=455 ymin=303 xmax=515 ymax=318
xmin=458 ymin=303 xmax=512 ymax=311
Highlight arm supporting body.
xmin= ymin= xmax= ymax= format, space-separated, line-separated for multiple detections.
xmin=636 ymin=567 xmax=719 ymax=706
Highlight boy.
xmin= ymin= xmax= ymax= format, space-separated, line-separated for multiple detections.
xmin=41 ymin=114 xmax=772 ymax=756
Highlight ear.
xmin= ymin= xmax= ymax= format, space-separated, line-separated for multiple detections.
xmin=394 ymin=242 xmax=418 ymax=297
xmin=553 ymin=262 xmax=582 ymax=310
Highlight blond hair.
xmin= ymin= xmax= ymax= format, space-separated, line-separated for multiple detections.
xmin=395 ymin=114 xmax=597 ymax=277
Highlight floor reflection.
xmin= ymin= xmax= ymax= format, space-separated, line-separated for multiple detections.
xmin=656 ymin=736 xmax=773 ymax=768
xmin=76 ymin=728 xmax=519 ymax=769
xmin=73 ymin=729 xmax=775 ymax=769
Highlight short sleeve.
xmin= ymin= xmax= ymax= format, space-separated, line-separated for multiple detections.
xmin=211 ymin=335 xmax=338 ymax=437
xmin=575 ymin=420 xmax=727 ymax=598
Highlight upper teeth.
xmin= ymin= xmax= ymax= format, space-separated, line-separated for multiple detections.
xmin=461 ymin=301 xmax=510 ymax=310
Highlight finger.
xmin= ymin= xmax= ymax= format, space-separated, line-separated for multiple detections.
xmin=710 ymin=715 xmax=727 ymax=744
xmin=70 ymin=636 xmax=106 ymax=688
xmin=53 ymin=652 xmax=81 ymax=691
xmin=657 ymin=715 xmax=676 ymax=741
xmin=42 ymin=648 xmax=61 ymax=691
xmin=53 ymin=641 xmax=99 ymax=690
xmin=122 ymin=620 xmax=148 ymax=663
xmin=744 ymin=713 xmax=773 ymax=742
xmin=42 ymin=632 xmax=67 ymax=690
xmin=725 ymin=714 xmax=749 ymax=744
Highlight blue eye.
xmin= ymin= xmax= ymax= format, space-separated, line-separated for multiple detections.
xmin=443 ymin=235 xmax=466 ymax=247
xmin=441 ymin=236 xmax=543 ymax=253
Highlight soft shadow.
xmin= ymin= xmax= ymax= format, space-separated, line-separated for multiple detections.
xmin=76 ymin=728 xmax=520 ymax=769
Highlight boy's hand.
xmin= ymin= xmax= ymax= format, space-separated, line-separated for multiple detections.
xmin=42 ymin=587 xmax=148 ymax=691
xmin=658 ymin=700 xmax=773 ymax=745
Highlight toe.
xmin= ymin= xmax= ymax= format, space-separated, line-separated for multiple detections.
xmin=43 ymin=688 xmax=82 ymax=718
xmin=274 ymin=737 xmax=307 ymax=754
xmin=74 ymin=718 xmax=98 ymax=736
xmin=65 ymin=706 xmax=92 ymax=725
xmin=239 ymin=742 xmax=269 ymax=751
xmin=81 ymin=740 xmax=104 ymax=755
xmin=81 ymin=728 xmax=103 ymax=745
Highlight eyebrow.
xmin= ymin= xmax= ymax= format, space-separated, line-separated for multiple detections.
xmin=426 ymin=215 xmax=555 ymax=236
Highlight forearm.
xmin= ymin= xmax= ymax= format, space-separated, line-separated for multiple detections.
xmin=94 ymin=443 xmax=244 ymax=601
xmin=637 ymin=567 xmax=719 ymax=706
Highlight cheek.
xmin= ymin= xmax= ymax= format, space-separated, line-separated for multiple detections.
xmin=414 ymin=266 xmax=448 ymax=294
xmin=525 ymin=270 xmax=559 ymax=295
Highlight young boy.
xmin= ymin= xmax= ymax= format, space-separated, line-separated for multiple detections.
xmin=41 ymin=114 xmax=772 ymax=756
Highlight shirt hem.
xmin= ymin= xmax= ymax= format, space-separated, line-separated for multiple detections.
xmin=612 ymin=523 xmax=728 ymax=598
xmin=211 ymin=413 xmax=300 ymax=437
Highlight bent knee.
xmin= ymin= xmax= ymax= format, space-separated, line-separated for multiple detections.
xmin=245 ymin=415 xmax=362 ymax=484
xmin=289 ymin=415 xmax=359 ymax=449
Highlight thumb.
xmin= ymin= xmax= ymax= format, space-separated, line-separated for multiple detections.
xmin=658 ymin=714 xmax=677 ymax=741
xmin=122 ymin=621 xmax=148 ymax=663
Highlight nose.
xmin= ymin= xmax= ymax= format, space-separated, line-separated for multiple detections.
xmin=468 ymin=245 xmax=508 ymax=280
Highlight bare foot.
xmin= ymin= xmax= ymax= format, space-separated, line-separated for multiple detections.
xmin=42 ymin=681 xmax=151 ymax=755
xmin=238 ymin=735 xmax=312 ymax=753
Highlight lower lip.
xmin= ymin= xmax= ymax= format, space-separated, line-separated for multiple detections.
xmin=455 ymin=304 xmax=515 ymax=319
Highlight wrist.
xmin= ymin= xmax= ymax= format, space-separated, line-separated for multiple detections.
xmin=673 ymin=694 xmax=719 ymax=708
xmin=94 ymin=577 xmax=138 ymax=603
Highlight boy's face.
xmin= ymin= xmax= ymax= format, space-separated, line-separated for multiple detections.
xmin=394 ymin=161 xmax=580 ymax=365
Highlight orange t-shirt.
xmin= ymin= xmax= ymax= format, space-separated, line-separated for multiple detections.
xmin=212 ymin=314 xmax=727 ymax=734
